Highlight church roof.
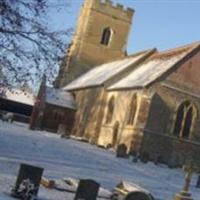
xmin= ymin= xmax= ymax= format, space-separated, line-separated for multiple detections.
xmin=64 ymin=49 xmax=155 ymax=91
xmin=108 ymin=41 xmax=200 ymax=90
xmin=45 ymin=87 xmax=76 ymax=110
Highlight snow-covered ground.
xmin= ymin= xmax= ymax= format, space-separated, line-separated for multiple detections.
xmin=0 ymin=121 xmax=199 ymax=200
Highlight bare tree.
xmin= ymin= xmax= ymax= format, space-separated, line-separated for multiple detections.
xmin=0 ymin=0 xmax=71 ymax=88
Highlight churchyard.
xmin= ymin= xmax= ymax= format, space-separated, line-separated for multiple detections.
xmin=0 ymin=121 xmax=199 ymax=200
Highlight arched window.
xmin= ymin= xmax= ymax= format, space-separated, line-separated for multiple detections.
xmin=106 ymin=96 xmax=115 ymax=124
xmin=173 ymin=101 xmax=196 ymax=139
xmin=100 ymin=27 xmax=112 ymax=46
xmin=127 ymin=94 xmax=137 ymax=125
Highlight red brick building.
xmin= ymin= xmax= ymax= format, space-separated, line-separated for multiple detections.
xmin=30 ymin=77 xmax=76 ymax=134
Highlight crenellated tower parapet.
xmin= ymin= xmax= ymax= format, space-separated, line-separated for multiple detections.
xmin=87 ymin=0 xmax=134 ymax=22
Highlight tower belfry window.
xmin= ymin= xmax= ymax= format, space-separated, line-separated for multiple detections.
xmin=100 ymin=28 xmax=112 ymax=46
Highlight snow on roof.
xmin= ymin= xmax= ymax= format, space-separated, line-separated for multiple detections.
xmin=108 ymin=42 xmax=200 ymax=90
xmin=64 ymin=50 xmax=153 ymax=91
xmin=0 ymin=88 xmax=35 ymax=106
xmin=45 ymin=87 xmax=76 ymax=110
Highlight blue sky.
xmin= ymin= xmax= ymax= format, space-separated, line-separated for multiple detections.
xmin=50 ymin=0 xmax=200 ymax=54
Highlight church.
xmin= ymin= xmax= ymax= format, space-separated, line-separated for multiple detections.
xmin=54 ymin=0 xmax=200 ymax=167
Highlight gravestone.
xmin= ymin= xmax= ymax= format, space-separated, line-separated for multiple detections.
xmin=130 ymin=151 xmax=140 ymax=163
xmin=132 ymin=153 xmax=139 ymax=163
xmin=140 ymin=152 xmax=149 ymax=164
xmin=113 ymin=181 xmax=154 ymax=200
xmin=116 ymin=144 xmax=128 ymax=158
xmin=125 ymin=191 xmax=154 ymax=200
xmin=74 ymin=179 xmax=100 ymax=200
xmin=12 ymin=163 xmax=43 ymax=198
xmin=106 ymin=143 xmax=112 ymax=149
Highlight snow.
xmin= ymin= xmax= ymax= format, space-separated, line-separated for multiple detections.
xmin=64 ymin=50 xmax=151 ymax=91
xmin=45 ymin=87 xmax=76 ymax=110
xmin=0 ymin=88 xmax=35 ymax=106
xmin=108 ymin=43 xmax=200 ymax=90
xmin=0 ymin=121 xmax=199 ymax=200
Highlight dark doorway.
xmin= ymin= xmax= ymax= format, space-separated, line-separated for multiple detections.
xmin=112 ymin=121 xmax=119 ymax=147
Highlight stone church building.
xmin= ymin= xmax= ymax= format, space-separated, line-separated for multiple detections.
xmin=56 ymin=0 xmax=200 ymax=167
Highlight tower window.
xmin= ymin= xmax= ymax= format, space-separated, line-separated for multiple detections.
xmin=105 ymin=96 xmax=115 ymax=124
xmin=173 ymin=101 xmax=196 ymax=139
xmin=127 ymin=94 xmax=137 ymax=125
xmin=100 ymin=27 xmax=112 ymax=46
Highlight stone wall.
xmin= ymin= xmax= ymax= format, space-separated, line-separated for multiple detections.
xmin=139 ymin=81 xmax=200 ymax=166
xmin=97 ymin=90 xmax=151 ymax=152
xmin=141 ymin=131 xmax=200 ymax=167
xmin=98 ymin=91 xmax=133 ymax=148
xmin=167 ymin=50 xmax=200 ymax=94
xmin=72 ymin=87 xmax=107 ymax=143
xmin=145 ymin=93 xmax=171 ymax=134
xmin=140 ymin=49 xmax=200 ymax=166
xmin=148 ymin=83 xmax=200 ymax=141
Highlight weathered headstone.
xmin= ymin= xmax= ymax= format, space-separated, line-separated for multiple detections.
xmin=116 ymin=144 xmax=128 ymax=158
xmin=113 ymin=181 xmax=154 ymax=200
xmin=106 ymin=143 xmax=112 ymax=149
xmin=74 ymin=179 xmax=100 ymax=200
xmin=11 ymin=163 xmax=43 ymax=198
xmin=125 ymin=191 xmax=154 ymax=200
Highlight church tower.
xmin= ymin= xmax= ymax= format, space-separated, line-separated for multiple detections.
xmin=54 ymin=0 xmax=134 ymax=88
